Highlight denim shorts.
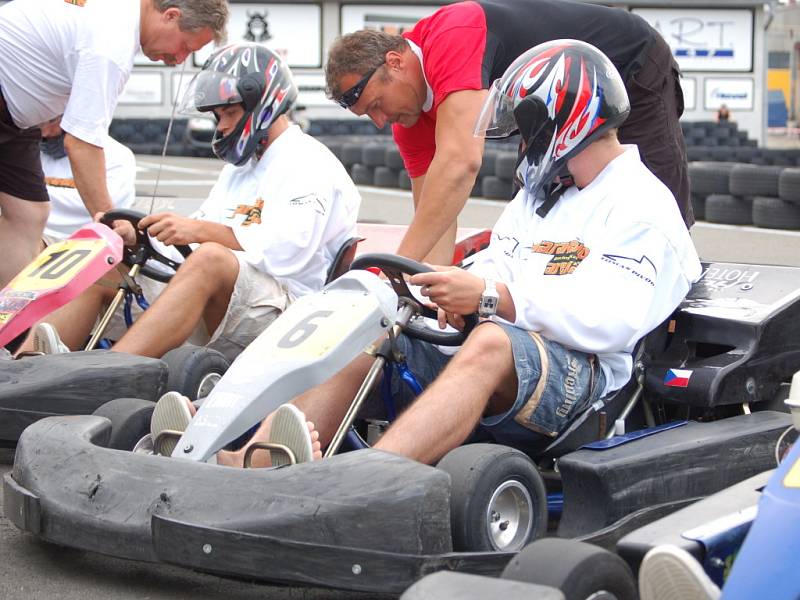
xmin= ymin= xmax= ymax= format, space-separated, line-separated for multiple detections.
xmin=379 ymin=322 xmax=606 ymax=453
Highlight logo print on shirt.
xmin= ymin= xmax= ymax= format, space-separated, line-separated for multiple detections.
xmin=228 ymin=199 xmax=263 ymax=226
xmin=533 ymin=239 xmax=590 ymax=275
xmin=64 ymin=0 xmax=87 ymax=5
xmin=601 ymin=254 xmax=657 ymax=287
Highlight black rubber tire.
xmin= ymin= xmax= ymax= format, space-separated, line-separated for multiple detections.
xmin=398 ymin=169 xmax=412 ymax=190
xmin=479 ymin=149 xmax=498 ymax=178
xmin=374 ymin=166 xmax=398 ymax=188
xmin=350 ymin=163 xmax=374 ymax=186
xmin=752 ymin=195 xmax=800 ymax=230
xmin=688 ymin=161 xmax=736 ymax=195
xmin=729 ymin=164 xmax=784 ymax=197
xmin=482 ymin=175 xmax=515 ymax=200
xmin=691 ymin=193 xmax=706 ymax=221
xmin=494 ymin=152 xmax=518 ymax=182
xmin=779 ymin=168 xmax=800 ymax=203
xmin=385 ymin=146 xmax=405 ymax=170
xmin=501 ymin=538 xmax=637 ymax=600
xmin=362 ymin=143 xmax=387 ymax=167
xmin=437 ymin=444 xmax=547 ymax=552
xmin=92 ymin=397 xmax=156 ymax=451
xmin=340 ymin=142 xmax=363 ymax=167
xmin=705 ymin=194 xmax=753 ymax=225
xmin=162 ymin=345 xmax=230 ymax=400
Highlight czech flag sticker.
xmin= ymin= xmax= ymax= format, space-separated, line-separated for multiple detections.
xmin=664 ymin=369 xmax=692 ymax=388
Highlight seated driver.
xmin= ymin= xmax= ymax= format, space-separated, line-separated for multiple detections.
xmin=153 ymin=41 xmax=701 ymax=467
xmin=32 ymin=43 xmax=360 ymax=362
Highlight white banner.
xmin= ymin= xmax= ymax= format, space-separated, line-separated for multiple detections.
xmin=119 ymin=72 xmax=163 ymax=105
xmin=194 ymin=4 xmax=322 ymax=68
xmin=704 ymin=78 xmax=754 ymax=110
xmin=633 ymin=8 xmax=753 ymax=72
xmin=341 ymin=4 xmax=439 ymax=35
xmin=680 ymin=77 xmax=696 ymax=111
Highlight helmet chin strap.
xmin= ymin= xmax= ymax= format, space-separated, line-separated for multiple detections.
xmin=148 ymin=59 xmax=188 ymax=215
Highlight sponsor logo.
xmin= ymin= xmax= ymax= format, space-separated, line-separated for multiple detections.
xmin=228 ymin=198 xmax=264 ymax=226
xmin=533 ymin=239 xmax=590 ymax=275
xmin=601 ymin=254 xmax=657 ymax=287
xmin=64 ymin=0 xmax=87 ymax=5
xmin=556 ymin=356 xmax=581 ymax=418
xmin=664 ymin=368 xmax=692 ymax=388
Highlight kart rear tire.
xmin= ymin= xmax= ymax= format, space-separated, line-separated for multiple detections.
xmin=92 ymin=397 xmax=156 ymax=451
xmin=162 ymin=345 xmax=229 ymax=400
xmin=437 ymin=443 xmax=547 ymax=552
xmin=501 ymin=538 xmax=637 ymax=600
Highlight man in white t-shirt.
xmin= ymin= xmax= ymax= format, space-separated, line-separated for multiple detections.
xmin=37 ymin=118 xmax=136 ymax=243
xmin=34 ymin=44 xmax=361 ymax=363
xmin=211 ymin=41 xmax=702 ymax=468
xmin=0 ymin=0 xmax=228 ymax=288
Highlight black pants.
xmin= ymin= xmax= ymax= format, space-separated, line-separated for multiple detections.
xmin=0 ymin=86 xmax=48 ymax=202
xmin=620 ymin=36 xmax=692 ymax=228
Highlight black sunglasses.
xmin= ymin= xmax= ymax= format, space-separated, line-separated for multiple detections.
xmin=335 ymin=65 xmax=381 ymax=109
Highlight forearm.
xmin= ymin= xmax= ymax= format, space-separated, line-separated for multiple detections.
xmin=398 ymin=158 xmax=478 ymax=263
xmin=191 ymin=221 xmax=243 ymax=250
xmin=64 ymin=134 xmax=114 ymax=216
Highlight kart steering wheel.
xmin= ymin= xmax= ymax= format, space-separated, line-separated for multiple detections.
xmin=350 ymin=253 xmax=478 ymax=346
xmin=101 ymin=209 xmax=192 ymax=283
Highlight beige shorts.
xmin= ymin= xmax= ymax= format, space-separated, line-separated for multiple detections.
xmin=100 ymin=252 xmax=290 ymax=363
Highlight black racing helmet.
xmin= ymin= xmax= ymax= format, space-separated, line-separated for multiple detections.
xmin=179 ymin=43 xmax=298 ymax=165
xmin=474 ymin=39 xmax=630 ymax=199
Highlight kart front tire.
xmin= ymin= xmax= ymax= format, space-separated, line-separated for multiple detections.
xmin=501 ymin=538 xmax=637 ymax=600
xmin=92 ymin=397 xmax=156 ymax=451
xmin=162 ymin=345 xmax=229 ymax=401
xmin=437 ymin=444 xmax=547 ymax=552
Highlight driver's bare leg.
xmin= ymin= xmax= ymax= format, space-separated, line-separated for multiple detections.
xmin=0 ymin=192 xmax=49 ymax=288
xmin=373 ymin=323 xmax=517 ymax=464
xmin=112 ymin=243 xmax=238 ymax=358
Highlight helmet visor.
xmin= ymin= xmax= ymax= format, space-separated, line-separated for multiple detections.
xmin=473 ymin=78 xmax=519 ymax=139
xmin=178 ymin=70 xmax=243 ymax=115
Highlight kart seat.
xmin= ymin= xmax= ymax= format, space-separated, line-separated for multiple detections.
xmin=325 ymin=237 xmax=364 ymax=284
xmin=538 ymin=319 xmax=673 ymax=459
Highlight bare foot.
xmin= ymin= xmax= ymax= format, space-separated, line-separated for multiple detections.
xmin=308 ymin=421 xmax=322 ymax=461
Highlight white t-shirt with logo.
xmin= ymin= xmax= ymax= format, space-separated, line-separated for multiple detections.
xmin=41 ymin=135 xmax=136 ymax=240
xmin=470 ymin=145 xmax=702 ymax=395
xmin=188 ymin=125 xmax=361 ymax=299
xmin=0 ymin=0 xmax=140 ymax=146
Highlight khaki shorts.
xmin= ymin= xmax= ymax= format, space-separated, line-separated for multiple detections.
xmin=99 ymin=251 xmax=290 ymax=362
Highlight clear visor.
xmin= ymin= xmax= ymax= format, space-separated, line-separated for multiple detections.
xmin=177 ymin=70 xmax=243 ymax=115
xmin=473 ymin=78 xmax=519 ymax=139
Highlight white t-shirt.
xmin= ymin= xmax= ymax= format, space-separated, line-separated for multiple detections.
xmin=41 ymin=136 xmax=136 ymax=240
xmin=187 ymin=125 xmax=361 ymax=299
xmin=0 ymin=0 xmax=140 ymax=146
xmin=470 ymin=146 xmax=702 ymax=395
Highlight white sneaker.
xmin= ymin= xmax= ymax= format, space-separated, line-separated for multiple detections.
xmin=33 ymin=323 xmax=69 ymax=354
xmin=150 ymin=391 xmax=193 ymax=457
xmin=639 ymin=545 xmax=721 ymax=600
xmin=268 ymin=404 xmax=314 ymax=467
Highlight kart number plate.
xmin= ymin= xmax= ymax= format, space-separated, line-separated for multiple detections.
xmin=784 ymin=457 xmax=800 ymax=489
xmin=8 ymin=238 xmax=108 ymax=293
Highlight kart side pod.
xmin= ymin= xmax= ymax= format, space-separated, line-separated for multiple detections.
xmin=174 ymin=270 xmax=399 ymax=462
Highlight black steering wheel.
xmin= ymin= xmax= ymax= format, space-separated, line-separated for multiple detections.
xmin=101 ymin=209 xmax=192 ymax=283
xmin=350 ymin=253 xmax=477 ymax=346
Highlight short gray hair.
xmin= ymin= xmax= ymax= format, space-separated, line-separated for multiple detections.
xmin=325 ymin=30 xmax=406 ymax=99
xmin=154 ymin=0 xmax=229 ymax=44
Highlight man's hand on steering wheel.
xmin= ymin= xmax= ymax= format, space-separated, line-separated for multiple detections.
xmin=94 ymin=211 xmax=137 ymax=246
xmin=411 ymin=267 xmax=484 ymax=330
xmin=139 ymin=212 xmax=198 ymax=246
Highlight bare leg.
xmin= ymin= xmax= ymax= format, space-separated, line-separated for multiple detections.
xmin=374 ymin=323 xmax=518 ymax=464
xmin=113 ymin=243 xmax=238 ymax=358
xmin=0 ymin=192 xmax=49 ymax=288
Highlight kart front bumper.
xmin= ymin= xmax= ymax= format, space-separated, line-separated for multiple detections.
xmin=3 ymin=415 xmax=509 ymax=593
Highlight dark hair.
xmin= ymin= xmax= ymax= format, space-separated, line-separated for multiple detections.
xmin=324 ymin=30 xmax=406 ymax=98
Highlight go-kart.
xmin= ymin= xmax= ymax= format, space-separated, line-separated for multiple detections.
xmin=2 ymin=254 xmax=796 ymax=595
xmin=0 ymin=215 xmax=490 ymax=447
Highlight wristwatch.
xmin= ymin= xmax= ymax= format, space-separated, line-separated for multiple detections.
xmin=479 ymin=278 xmax=500 ymax=317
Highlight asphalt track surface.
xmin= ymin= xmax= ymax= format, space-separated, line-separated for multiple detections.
xmin=3 ymin=155 xmax=800 ymax=599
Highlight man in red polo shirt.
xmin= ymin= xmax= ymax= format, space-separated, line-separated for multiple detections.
xmin=325 ymin=0 xmax=689 ymax=264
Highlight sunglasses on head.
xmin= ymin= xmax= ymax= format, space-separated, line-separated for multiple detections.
xmin=335 ymin=65 xmax=381 ymax=109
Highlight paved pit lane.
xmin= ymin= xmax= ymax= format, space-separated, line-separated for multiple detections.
xmin=2 ymin=155 xmax=800 ymax=598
